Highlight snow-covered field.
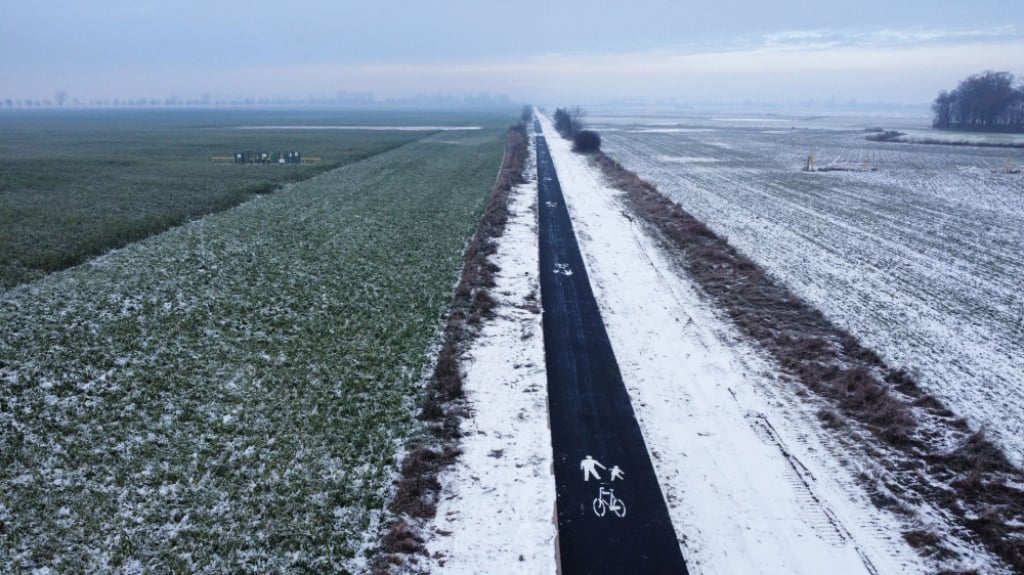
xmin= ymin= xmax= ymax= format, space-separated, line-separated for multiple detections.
xmin=422 ymin=115 xmax=1012 ymax=573
xmin=597 ymin=115 xmax=1024 ymax=469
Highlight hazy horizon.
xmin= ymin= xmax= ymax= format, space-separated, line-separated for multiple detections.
xmin=4 ymin=1 xmax=1023 ymax=108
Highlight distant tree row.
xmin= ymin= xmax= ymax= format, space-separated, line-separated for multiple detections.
xmin=1 ymin=91 xmax=514 ymax=110
xmin=932 ymin=71 xmax=1024 ymax=131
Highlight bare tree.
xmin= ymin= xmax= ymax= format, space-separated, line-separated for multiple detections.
xmin=554 ymin=106 xmax=587 ymax=138
xmin=931 ymin=90 xmax=955 ymax=128
xmin=1009 ymin=85 xmax=1024 ymax=126
xmin=54 ymin=90 xmax=68 ymax=107
xmin=932 ymin=71 xmax=1023 ymax=131
xmin=567 ymin=105 xmax=585 ymax=127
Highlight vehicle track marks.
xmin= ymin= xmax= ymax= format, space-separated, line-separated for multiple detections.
xmin=746 ymin=412 xmax=881 ymax=575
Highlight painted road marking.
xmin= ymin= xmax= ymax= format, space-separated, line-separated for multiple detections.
xmin=581 ymin=455 xmax=606 ymax=481
xmin=593 ymin=486 xmax=627 ymax=518
xmin=610 ymin=465 xmax=625 ymax=481
xmin=584 ymin=457 xmax=629 ymax=519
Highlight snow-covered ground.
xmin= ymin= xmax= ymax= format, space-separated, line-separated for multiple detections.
xmin=424 ymin=135 xmax=558 ymax=573
xmin=418 ymin=116 xmax=1011 ymax=573
xmin=598 ymin=120 xmax=1024 ymax=469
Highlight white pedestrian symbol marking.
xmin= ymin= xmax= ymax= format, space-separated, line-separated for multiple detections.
xmin=554 ymin=263 xmax=573 ymax=276
xmin=581 ymin=457 xmax=628 ymax=518
xmin=593 ymin=486 xmax=627 ymax=518
xmin=580 ymin=455 xmax=605 ymax=481
xmin=610 ymin=465 xmax=625 ymax=481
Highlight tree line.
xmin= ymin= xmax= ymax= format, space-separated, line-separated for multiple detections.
xmin=1 ymin=91 xmax=512 ymax=110
xmin=932 ymin=71 xmax=1024 ymax=131
xmin=553 ymin=106 xmax=601 ymax=152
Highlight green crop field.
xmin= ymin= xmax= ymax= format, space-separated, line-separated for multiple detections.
xmin=0 ymin=122 xmax=507 ymax=572
xmin=0 ymin=109 xmax=496 ymax=289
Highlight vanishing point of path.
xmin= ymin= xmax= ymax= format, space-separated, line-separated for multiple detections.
xmin=535 ymin=126 xmax=689 ymax=574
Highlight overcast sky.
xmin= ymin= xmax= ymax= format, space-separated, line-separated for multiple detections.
xmin=3 ymin=0 xmax=1023 ymax=106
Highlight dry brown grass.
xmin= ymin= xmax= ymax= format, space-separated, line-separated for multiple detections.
xmin=390 ymin=446 xmax=462 ymax=519
xmin=372 ymin=520 xmax=427 ymax=574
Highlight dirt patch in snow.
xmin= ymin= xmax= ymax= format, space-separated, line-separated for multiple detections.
xmin=591 ymin=150 xmax=1024 ymax=571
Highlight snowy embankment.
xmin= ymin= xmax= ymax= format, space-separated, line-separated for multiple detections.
xmin=417 ymin=115 xmax=1001 ymax=573
xmin=424 ymin=134 xmax=558 ymax=573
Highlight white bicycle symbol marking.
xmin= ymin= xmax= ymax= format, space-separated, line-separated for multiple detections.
xmin=554 ymin=263 xmax=573 ymax=276
xmin=593 ymin=486 xmax=627 ymax=518
xmin=545 ymin=201 xmax=559 ymax=208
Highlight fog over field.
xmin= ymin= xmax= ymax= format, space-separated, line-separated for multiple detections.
xmin=3 ymin=0 xmax=1023 ymax=106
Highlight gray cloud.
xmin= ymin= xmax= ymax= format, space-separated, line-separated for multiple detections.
xmin=2 ymin=1 xmax=1022 ymax=105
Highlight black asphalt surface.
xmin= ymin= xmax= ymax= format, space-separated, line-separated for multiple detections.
xmin=536 ymin=128 xmax=689 ymax=574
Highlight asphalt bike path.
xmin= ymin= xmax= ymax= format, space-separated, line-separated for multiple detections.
xmin=536 ymin=127 xmax=689 ymax=574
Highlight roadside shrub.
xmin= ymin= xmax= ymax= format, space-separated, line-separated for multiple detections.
xmin=943 ymin=429 xmax=1011 ymax=475
xmin=903 ymin=528 xmax=941 ymax=550
xmin=378 ymin=520 xmax=425 ymax=555
xmin=817 ymin=408 xmax=845 ymax=429
xmin=865 ymin=130 xmax=905 ymax=142
xmin=573 ymin=130 xmax=602 ymax=153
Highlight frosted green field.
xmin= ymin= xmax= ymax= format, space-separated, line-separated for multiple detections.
xmin=0 ymin=127 xmax=505 ymax=572
xmin=0 ymin=109 xmax=454 ymax=289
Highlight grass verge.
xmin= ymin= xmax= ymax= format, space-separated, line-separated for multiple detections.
xmin=373 ymin=121 xmax=529 ymax=573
